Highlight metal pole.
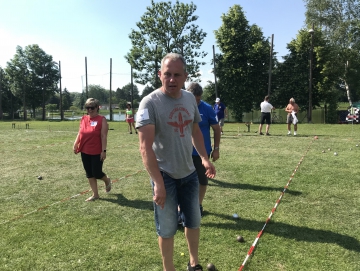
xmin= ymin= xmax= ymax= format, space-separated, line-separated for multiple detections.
xmin=0 ymin=69 xmax=3 ymax=120
xmin=42 ymin=63 xmax=46 ymax=121
xmin=212 ymin=45 xmax=218 ymax=98
xmin=131 ymin=65 xmax=134 ymax=108
xmin=308 ymin=26 xmax=314 ymax=123
xmin=23 ymin=70 xmax=27 ymax=121
xmin=59 ymin=61 xmax=63 ymax=120
xmin=109 ymin=58 xmax=113 ymax=121
xmin=268 ymin=34 xmax=274 ymax=96
xmin=85 ymin=57 xmax=88 ymax=99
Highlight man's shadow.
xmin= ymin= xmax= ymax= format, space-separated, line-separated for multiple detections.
xmin=202 ymin=212 xmax=360 ymax=252
xmin=101 ymin=194 xmax=153 ymax=211
xmin=209 ymin=178 xmax=302 ymax=196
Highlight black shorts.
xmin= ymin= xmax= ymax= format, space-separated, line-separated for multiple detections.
xmin=192 ymin=155 xmax=208 ymax=185
xmin=261 ymin=112 xmax=271 ymax=125
xmin=81 ymin=152 xmax=105 ymax=179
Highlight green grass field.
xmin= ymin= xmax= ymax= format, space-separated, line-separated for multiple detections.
xmin=0 ymin=121 xmax=359 ymax=271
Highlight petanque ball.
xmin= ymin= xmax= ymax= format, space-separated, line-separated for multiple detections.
xmin=237 ymin=235 xmax=245 ymax=242
xmin=37 ymin=176 xmax=43 ymax=180
xmin=206 ymin=263 xmax=216 ymax=271
xmin=321 ymin=150 xmax=325 ymax=153
xmin=334 ymin=152 xmax=338 ymax=156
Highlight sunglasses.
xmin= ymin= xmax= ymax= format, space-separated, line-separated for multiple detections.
xmin=85 ymin=106 xmax=96 ymax=110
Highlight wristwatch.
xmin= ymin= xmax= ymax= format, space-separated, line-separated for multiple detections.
xmin=214 ymin=147 xmax=219 ymax=150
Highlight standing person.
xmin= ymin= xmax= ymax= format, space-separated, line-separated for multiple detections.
xmin=136 ymin=53 xmax=216 ymax=271
xmin=187 ymin=82 xmax=221 ymax=217
xmin=125 ymin=102 xmax=137 ymax=134
xmin=73 ymin=98 xmax=112 ymax=201
xmin=258 ymin=95 xmax=275 ymax=136
xmin=285 ymin=97 xmax=300 ymax=136
xmin=213 ymin=97 xmax=227 ymax=135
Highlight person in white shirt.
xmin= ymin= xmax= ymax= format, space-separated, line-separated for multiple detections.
xmin=258 ymin=95 xmax=275 ymax=135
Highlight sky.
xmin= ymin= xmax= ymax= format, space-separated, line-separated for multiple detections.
xmin=0 ymin=0 xmax=307 ymax=94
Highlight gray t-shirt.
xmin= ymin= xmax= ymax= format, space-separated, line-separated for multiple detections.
xmin=136 ymin=89 xmax=201 ymax=179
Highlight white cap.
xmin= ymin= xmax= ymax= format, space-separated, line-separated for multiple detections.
xmin=215 ymin=98 xmax=220 ymax=102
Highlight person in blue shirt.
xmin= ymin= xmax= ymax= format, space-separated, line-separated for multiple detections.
xmin=213 ymin=97 xmax=227 ymax=135
xmin=187 ymin=83 xmax=221 ymax=216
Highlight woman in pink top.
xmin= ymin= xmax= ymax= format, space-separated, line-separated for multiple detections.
xmin=73 ymin=98 xmax=111 ymax=201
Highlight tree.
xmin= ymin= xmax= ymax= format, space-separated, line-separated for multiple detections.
xmin=202 ymin=81 xmax=216 ymax=105
xmin=126 ymin=0 xmax=207 ymax=88
xmin=304 ymin=0 xmax=360 ymax=105
xmin=5 ymin=45 xmax=59 ymax=120
xmin=140 ymin=85 xmax=155 ymax=99
xmin=87 ymin=84 xmax=107 ymax=104
xmin=214 ymin=5 xmax=273 ymax=121
xmin=61 ymin=88 xmax=72 ymax=110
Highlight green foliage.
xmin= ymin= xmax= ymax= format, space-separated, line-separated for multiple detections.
xmin=5 ymin=45 xmax=60 ymax=120
xmin=61 ymin=88 xmax=72 ymax=110
xmin=126 ymin=0 xmax=207 ymax=88
xmin=202 ymin=81 xmax=216 ymax=105
xmin=69 ymin=105 xmax=79 ymax=112
xmin=325 ymin=87 xmax=340 ymax=123
xmin=304 ymin=0 xmax=360 ymax=104
xmin=45 ymin=103 xmax=57 ymax=112
xmin=140 ymin=85 xmax=155 ymax=99
xmin=214 ymin=5 xmax=272 ymax=121
xmin=273 ymin=28 xmax=335 ymax=113
xmin=0 ymin=68 xmax=21 ymax=116
xmin=87 ymin=84 xmax=107 ymax=104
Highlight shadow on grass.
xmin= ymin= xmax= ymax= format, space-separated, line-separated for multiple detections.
xmin=101 ymin=194 xmax=153 ymax=210
xmin=221 ymin=133 xmax=312 ymax=138
xmin=202 ymin=212 xmax=360 ymax=252
xmin=209 ymin=178 xmax=302 ymax=196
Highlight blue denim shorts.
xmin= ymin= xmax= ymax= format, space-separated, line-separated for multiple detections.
xmin=151 ymin=171 xmax=201 ymax=238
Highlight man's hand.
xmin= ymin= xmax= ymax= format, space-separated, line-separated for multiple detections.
xmin=202 ymin=159 xmax=216 ymax=179
xmin=153 ymin=182 xmax=166 ymax=209
xmin=211 ymin=149 xmax=219 ymax=162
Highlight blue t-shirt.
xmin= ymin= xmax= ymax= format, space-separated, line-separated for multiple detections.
xmin=213 ymin=102 xmax=226 ymax=119
xmin=193 ymin=100 xmax=218 ymax=156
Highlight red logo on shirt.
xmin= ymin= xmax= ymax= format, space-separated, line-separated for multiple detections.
xmin=167 ymin=107 xmax=192 ymax=137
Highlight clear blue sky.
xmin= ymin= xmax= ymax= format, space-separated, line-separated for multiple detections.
xmin=0 ymin=0 xmax=306 ymax=93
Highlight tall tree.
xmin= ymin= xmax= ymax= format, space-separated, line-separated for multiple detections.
xmin=126 ymin=0 xmax=207 ymax=88
xmin=304 ymin=0 xmax=360 ymax=105
xmin=5 ymin=45 xmax=59 ymax=120
xmin=214 ymin=5 xmax=273 ymax=121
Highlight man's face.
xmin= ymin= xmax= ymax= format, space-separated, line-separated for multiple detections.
xmin=158 ymin=59 xmax=188 ymax=97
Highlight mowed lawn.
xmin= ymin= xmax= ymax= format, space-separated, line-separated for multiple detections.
xmin=0 ymin=120 xmax=359 ymax=271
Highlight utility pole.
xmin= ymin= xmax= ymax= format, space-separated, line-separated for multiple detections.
xmin=109 ymin=58 xmax=113 ymax=121
xmin=268 ymin=34 xmax=274 ymax=96
xmin=85 ymin=57 xmax=88 ymax=99
xmin=308 ymin=25 xmax=314 ymax=123
xmin=212 ymin=45 xmax=218 ymax=98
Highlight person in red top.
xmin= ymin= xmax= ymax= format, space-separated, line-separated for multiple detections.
xmin=73 ymin=98 xmax=112 ymax=201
